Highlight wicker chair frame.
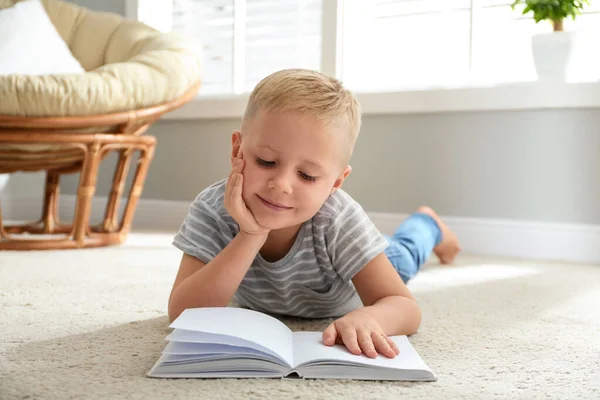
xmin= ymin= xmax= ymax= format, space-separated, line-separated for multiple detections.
xmin=0 ymin=81 xmax=200 ymax=250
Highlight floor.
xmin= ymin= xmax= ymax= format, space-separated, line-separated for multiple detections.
xmin=1 ymin=231 xmax=599 ymax=399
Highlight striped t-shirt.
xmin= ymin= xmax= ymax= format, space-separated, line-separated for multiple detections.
xmin=173 ymin=179 xmax=388 ymax=318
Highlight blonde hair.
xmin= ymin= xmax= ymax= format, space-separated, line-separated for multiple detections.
xmin=242 ymin=69 xmax=361 ymax=163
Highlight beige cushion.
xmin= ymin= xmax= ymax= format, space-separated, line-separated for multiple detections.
xmin=0 ymin=0 xmax=202 ymax=117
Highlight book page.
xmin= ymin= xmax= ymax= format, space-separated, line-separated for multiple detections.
xmin=169 ymin=307 xmax=294 ymax=367
xmin=165 ymin=329 xmax=285 ymax=363
xmin=164 ymin=340 xmax=277 ymax=355
xmin=291 ymin=331 xmax=432 ymax=372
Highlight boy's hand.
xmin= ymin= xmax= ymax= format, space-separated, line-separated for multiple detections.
xmin=225 ymin=152 xmax=270 ymax=237
xmin=322 ymin=308 xmax=400 ymax=359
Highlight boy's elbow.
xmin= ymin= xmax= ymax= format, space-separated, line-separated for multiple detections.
xmin=168 ymin=304 xmax=180 ymax=324
xmin=393 ymin=296 xmax=421 ymax=335
xmin=168 ymin=295 xmax=187 ymax=323
xmin=406 ymin=299 xmax=422 ymax=335
xmin=167 ymin=297 xmax=229 ymax=323
xmin=409 ymin=305 xmax=422 ymax=335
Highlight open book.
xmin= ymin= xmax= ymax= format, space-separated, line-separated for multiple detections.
xmin=148 ymin=307 xmax=436 ymax=381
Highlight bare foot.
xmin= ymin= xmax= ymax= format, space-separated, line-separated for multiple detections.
xmin=417 ymin=206 xmax=461 ymax=265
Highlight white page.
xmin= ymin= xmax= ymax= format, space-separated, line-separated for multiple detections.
xmin=169 ymin=307 xmax=294 ymax=367
xmin=162 ymin=340 xmax=286 ymax=365
xmin=291 ymin=331 xmax=432 ymax=372
xmin=164 ymin=341 xmax=278 ymax=358
xmin=166 ymin=329 xmax=285 ymax=363
xmin=148 ymin=356 xmax=288 ymax=378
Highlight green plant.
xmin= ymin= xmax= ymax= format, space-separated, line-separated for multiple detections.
xmin=510 ymin=0 xmax=590 ymax=31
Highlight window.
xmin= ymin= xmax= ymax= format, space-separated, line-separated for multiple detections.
xmin=171 ymin=0 xmax=322 ymax=95
xmin=342 ymin=1 xmax=472 ymax=91
xmin=343 ymin=0 xmax=600 ymax=91
xmin=134 ymin=0 xmax=600 ymax=96
xmin=470 ymin=0 xmax=600 ymax=85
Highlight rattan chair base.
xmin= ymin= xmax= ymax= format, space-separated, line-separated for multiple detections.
xmin=0 ymin=231 xmax=127 ymax=250
xmin=0 ymin=132 xmax=156 ymax=250
xmin=0 ymin=81 xmax=200 ymax=250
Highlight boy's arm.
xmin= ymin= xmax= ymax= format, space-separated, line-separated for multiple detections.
xmin=322 ymin=253 xmax=421 ymax=358
xmin=168 ymin=231 xmax=267 ymax=322
xmin=169 ymin=151 xmax=269 ymax=322
xmin=351 ymin=253 xmax=422 ymax=335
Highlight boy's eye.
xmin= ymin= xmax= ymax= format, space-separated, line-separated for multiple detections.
xmin=256 ymin=157 xmax=316 ymax=182
xmin=299 ymin=171 xmax=316 ymax=182
xmin=256 ymin=157 xmax=275 ymax=167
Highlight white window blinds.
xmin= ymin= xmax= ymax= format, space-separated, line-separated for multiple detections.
xmin=172 ymin=0 xmax=322 ymax=95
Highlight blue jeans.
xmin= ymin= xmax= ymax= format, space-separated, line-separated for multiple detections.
xmin=384 ymin=213 xmax=442 ymax=283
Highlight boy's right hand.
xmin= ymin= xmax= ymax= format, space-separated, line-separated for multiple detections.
xmin=225 ymin=152 xmax=270 ymax=237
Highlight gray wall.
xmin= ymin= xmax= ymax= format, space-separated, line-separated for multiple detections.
xmin=8 ymin=110 xmax=600 ymax=224
xmin=4 ymin=0 xmax=600 ymax=226
xmin=68 ymin=0 xmax=125 ymax=15
xmin=61 ymin=110 xmax=599 ymax=224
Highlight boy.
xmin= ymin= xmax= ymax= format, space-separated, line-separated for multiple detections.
xmin=168 ymin=69 xmax=461 ymax=359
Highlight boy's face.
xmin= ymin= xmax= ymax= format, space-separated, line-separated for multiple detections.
xmin=232 ymin=109 xmax=351 ymax=232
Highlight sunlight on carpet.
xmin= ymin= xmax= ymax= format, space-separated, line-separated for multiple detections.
xmin=122 ymin=231 xmax=177 ymax=248
xmin=409 ymin=264 xmax=540 ymax=293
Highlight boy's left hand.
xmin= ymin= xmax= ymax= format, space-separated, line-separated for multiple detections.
xmin=322 ymin=308 xmax=400 ymax=358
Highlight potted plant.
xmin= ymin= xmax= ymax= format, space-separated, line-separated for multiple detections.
xmin=511 ymin=0 xmax=590 ymax=80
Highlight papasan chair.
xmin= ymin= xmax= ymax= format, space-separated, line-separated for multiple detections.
xmin=0 ymin=0 xmax=202 ymax=250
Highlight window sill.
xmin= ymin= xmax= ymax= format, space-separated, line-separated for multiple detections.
xmin=161 ymin=81 xmax=600 ymax=120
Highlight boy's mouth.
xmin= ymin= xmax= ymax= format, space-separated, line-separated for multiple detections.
xmin=257 ymin=195 xmax=292 ymax=211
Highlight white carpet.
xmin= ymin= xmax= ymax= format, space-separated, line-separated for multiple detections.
xmin=1 ymin=231 xmax=599 ymax=399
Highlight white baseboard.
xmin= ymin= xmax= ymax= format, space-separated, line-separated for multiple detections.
xmin=0 ymin=194 xmax=190 ymax=231
xmin=2 ymin=194 xmax=599 ymax=265
xmin=369 ymin=212 xmax=600 ymax=265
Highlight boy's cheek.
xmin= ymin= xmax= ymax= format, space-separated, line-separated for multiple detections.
xmin=241 ymin=186 xmax=254 ymax=210
xmin=240 ymin=169 xmax=256 ymax=200
xmin=243 ymin=163 xmax=261 ymax=184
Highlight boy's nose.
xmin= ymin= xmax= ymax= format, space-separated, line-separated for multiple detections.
xmin=268 ymin=173 xmax=293 ymax=195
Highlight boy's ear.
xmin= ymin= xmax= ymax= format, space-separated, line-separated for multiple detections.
xmin=331 ymin=165 xmax=352 ymax=195
xmin=231 ymin=130 xmax=242 ymax=164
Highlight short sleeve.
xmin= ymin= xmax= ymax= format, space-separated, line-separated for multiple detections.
xmin=173 ymin=196 xmax=234 ymax=264
xmin=325 ymin=200 xmax=389 ymax=282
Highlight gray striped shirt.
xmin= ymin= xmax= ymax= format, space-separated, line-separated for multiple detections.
xmin=173 ymin=179 xmax=388 ymax=318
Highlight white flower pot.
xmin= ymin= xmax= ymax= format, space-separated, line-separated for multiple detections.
xmin=0 ymin=174 xmax=9 ymax=194
xmin=531 ymin=31 xmax=575 ymax=81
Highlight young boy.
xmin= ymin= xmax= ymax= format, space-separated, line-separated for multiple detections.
xmin=168 ymin=69 xmax=461 ymax=360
